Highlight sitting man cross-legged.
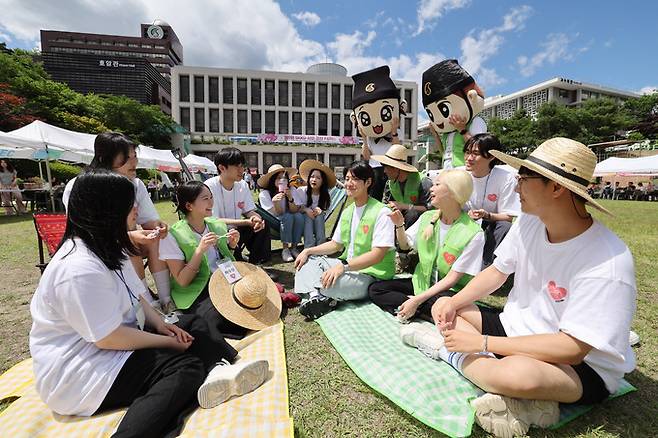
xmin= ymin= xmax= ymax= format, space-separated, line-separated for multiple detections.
xmin=403 ymin=138 xmax=637 ymax=437
xmin=294 ymin=160 xmax=396 ymax=320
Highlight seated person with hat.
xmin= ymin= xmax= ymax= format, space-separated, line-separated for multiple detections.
xmin=294 ymin=160 xmax=396 ymax=320
xmin=375 ymin=144 xmax=432 ymax=228
xmin=160 ymin=181 xmax=281 ymax=341
xmin=408 ymin=138 xmax=636 ymax=438
xmin=258 ymin=164 xmax=305 ymax=262
xmin=30 ymin=171 xmax=270 ymax=438
xmin=369 ymin=169 xmax=484 ymax=321
xmin=294 ymin=159 xmax=337 ymax=248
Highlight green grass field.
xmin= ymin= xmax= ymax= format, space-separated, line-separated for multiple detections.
xmin=0 ymin=199 xmax=656 ymax=437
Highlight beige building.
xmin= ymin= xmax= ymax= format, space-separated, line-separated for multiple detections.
xmin=482 ymin=77 xmax=639 ymax=120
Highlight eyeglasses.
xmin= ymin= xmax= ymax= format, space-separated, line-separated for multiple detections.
xmin=515 ymin=175 xmax=545 ymax=185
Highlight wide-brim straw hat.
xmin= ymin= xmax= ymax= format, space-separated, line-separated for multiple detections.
xmin=298 ymin=159 xmax=337 ymax=188
xmin=489 ymin=137 xmax=612 ymax=215
xmin=209 ymin=262 xmax=282 ymax=331
xmin=257 ymin=164 xmax=297 ymax=188
xmin=371 ymin=144 xmax=418 ymax=173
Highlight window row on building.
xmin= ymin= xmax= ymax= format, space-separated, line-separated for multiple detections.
xmin=49 ymin=46 xmax=172 ymax=61
xmin=178 ymin=74 xmax=415 ymax=115
xmin=180 ymin=107 xmax=414 ymax=139
xmin=51 ymin=37 xmax=167 ymax=50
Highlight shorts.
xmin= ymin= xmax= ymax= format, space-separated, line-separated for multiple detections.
xmin=476 ymin=305 xmax=610 ymax=405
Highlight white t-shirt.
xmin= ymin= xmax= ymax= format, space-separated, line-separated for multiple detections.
xmin=443 ymin=116 xmax=487 ymax=169
xmin=465 ymin=165 xmax=520 ymax=216
xmin=405 ymin=218 xmax=484 ymax=277
xmin=159 ymin=224 xmax=223 ymax=273
xmin=29 ymin=238 xmax=148 ymax=416
xmin=493 ymin=214 xmax=636 ymax=393
xmin=332 ymin=202 xmax=395 ymax=260
xmin=63 ymin=177 xmax=160 ymax=225
xmin=366 ymin=137 xmax=393 ymax=168
xmin=259 ymin=189 xmax=288 ymax=217
xmin=205 ymin=177 xmax=255 ymax=221
xmin=293 ymin=186 xmax=321 ymax=210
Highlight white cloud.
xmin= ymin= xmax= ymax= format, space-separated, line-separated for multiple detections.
xmin=459 ymin=5 xmax=532 ymax=89
xmin=292 ymin=11 xmax=321 ymax=27
xmin=517 ymin=32 xmax=572 ymax=77
xmin=638 ymin=86 xmax=657 ymax=95
xmin=414 ymin=0 xmax=471 ymax=36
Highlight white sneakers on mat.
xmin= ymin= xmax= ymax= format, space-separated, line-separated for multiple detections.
xmin=399 ymin=322 xmax=445 ymax=360
xmin=471 ymin=393 xmax=559 ymax=438
xmin=197 ymin=359 xmax=269 ymax=409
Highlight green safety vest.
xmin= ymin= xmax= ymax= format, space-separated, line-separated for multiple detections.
xmin=389 ymin=171 xmax=422 ymax=205
xmin=169 ymin=217 xmax=234 ymax=309
xmin=338 ymin=197 xmax=396 ymax=280
xmin=412 ymin=210 xmax=481 ymax=294
xmin=441 ymin=120 xmax=473 ymax=168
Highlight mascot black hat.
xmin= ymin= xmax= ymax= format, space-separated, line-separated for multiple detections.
xmin=422 ymin=59 xmax=474 ymax=107
xmin=351 ymin=65 xmax=400 ymax=109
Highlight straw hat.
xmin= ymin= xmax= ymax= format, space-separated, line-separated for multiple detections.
xmin=257 ymin=164 xmax=297 ymax=189
xmin=209 ymin=262 xmax=282 ymax=331
xmin=489 ymin=137 xmax=611 ymax=215
xmin=371 ymin=144 xmax=418 ymax=173
xmin=298 ymin=159 xmax=337 ymax=188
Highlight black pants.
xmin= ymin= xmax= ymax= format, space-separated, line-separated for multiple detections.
xmin=184 ymin=284 xmax=248 ymax=340
xmin=368 ymin=278 xmax=454 ymax=322
xmin=481 ymin=220 xmax=512 ymax=269
xmin=96 ymin=314 xmax=238 ymax=438
xmin=235 ymin=223 xmax=271 ymax=264
xmin=371 ymin=166 xmax=388 ymax=202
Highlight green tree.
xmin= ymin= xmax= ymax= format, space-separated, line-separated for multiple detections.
xmin=99 ymin=95 xmax=175 ymax=147
xmin=575 ymin=97 xmax=632 ymax=145
xmin=534 ymin=101 xmax=581 ymax=143
xmin=623 ymin=92 xmax=658 ymax=138
xmin=487 ymin=109 xmax=538 ymax=156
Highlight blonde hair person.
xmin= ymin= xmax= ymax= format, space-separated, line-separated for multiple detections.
xmin=368 ymin=169 xmax=484 ymax=324
xmin=422 ymin=169 xmax=473 ymax=240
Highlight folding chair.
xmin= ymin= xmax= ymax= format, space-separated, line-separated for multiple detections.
xmin=33 ymin=213 xmax=67 ymax=273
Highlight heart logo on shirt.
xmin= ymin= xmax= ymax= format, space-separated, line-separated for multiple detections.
xmin=547 ymin=281 xmax=567 ymax=302
xmin=237 ymin=201 xmax=245 ymax=209
xmin=487 ymin=193 xmax=498 ymax=202
xmin=443 ymin=252 xmax=456 ymax=265
xmin=410 ymin=195 xmax=417 ymax=203
xmin=362 ymin=224 xmax=370 ymax=234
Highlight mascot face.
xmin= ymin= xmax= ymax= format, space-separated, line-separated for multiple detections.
xmin=354 ymin=99 xmax=400 ymax=138
xmin=425 ymin=88 xmax=484 ymax=134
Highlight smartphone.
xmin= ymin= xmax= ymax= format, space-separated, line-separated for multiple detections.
xmin=277 ymin=179 xmax=288 ymax=193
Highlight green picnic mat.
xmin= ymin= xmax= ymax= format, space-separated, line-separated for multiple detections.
xmin=316 ymin=302 xmax=480 ymax=438
xmin=316 ymin=302 xmax=637 ymax=437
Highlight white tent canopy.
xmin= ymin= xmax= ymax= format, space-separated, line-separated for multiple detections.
xmin=136 ymin=146 xmax=181 ymax=172
xmin=594 ymin=155 xmax=658 ymax=176
xmin=184 ymin=154 xmax=217 ymax=174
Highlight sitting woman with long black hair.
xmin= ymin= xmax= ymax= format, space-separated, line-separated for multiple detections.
xmin=30 ymin=170 xmax=268 ymax=438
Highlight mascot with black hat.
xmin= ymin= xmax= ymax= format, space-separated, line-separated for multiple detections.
xmin=351 ymin=65 xmax=407 ymax=200
xmin=422 ymin=59 xmax=486 ymax=169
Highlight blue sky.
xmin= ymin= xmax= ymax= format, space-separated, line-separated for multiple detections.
xmin=1 ymin=0 xmax=656 ymax=99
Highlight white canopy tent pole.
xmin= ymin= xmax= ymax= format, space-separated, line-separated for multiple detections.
xmin=44 ymin=144 xmax=56 ymax=211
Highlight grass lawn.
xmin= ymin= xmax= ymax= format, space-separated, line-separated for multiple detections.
xmin=0 ymin=199 xmax=656 ymax=437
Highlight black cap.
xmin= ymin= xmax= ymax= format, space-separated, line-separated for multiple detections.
xmin=351 ymin=65 xmax=400 ymax=109
xmin=421 ymin=59 xmax=474 ymax=108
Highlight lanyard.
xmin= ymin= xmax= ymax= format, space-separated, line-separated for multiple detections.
xmin=478 ymin=173 xmax=491 ymax=210
xmin=115 ymin=270 xmax=139 ymax=307
xmin=191 ymin=225 xmax=222 ymax=262
xmin=217 ymin=180 xmax=237 ymax=219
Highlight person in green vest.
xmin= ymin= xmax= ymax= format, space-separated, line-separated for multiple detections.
xmin=374 ymin=144 xmax=433 ymax=228
xmin=159 ymin=180 xmax=252 ymax=340
xmin=369 ymin=169 xmax=484 ymax=322
xmin=293 ymin=161 xmax=396 ymax=320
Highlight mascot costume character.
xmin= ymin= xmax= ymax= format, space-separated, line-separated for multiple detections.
xmin=351 ymin=65 xmax=407 ymax=201
xmin=422 ymin=59 xmax=486 ymax=169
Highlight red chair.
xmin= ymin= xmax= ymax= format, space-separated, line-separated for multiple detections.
xmin=33 ymin=213 xmax=67 ymax=273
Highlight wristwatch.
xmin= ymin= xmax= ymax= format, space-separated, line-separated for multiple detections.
xmin=341 ymin=260 xmax=352 ymax=272
xmin=459 ymin=128 xmax=468 ymax=135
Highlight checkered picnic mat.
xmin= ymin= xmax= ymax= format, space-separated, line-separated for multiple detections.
xmin=316 ymin=302 xmax=480 ymax=438
xmin=316 ymin=302 xmax=637 ymax=437
xmin=0 ymin=322 xmax=293 ymax=438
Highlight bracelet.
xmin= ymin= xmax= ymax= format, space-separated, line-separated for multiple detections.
xmin=395 ymin=224 xmax=404 ymax=229
xmin=481 ymin=335 xmax=489 ymax=354
xmin=460 ymin=129 xmax=468 ymax=135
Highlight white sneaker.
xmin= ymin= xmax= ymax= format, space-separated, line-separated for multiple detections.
xmin=629 ymin=330 xmax=640 ymax=346
xmin=197 ymin=359 xmax=269 ymax=409
xmin=471 ymin=393 xmax=559 ymax=438
xmin=400 ymin=322 xmax=444 ymax=360
xmin=290 ymin=247 xmax=301 ymax=258
xmin=282 ymin=248 xmax=294 ymax=262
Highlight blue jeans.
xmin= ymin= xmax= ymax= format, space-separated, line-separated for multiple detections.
xmin=303 ymin=214 xmax=326 ymax=248
xmin=280 ymin=212 xmax=304 ymax=245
